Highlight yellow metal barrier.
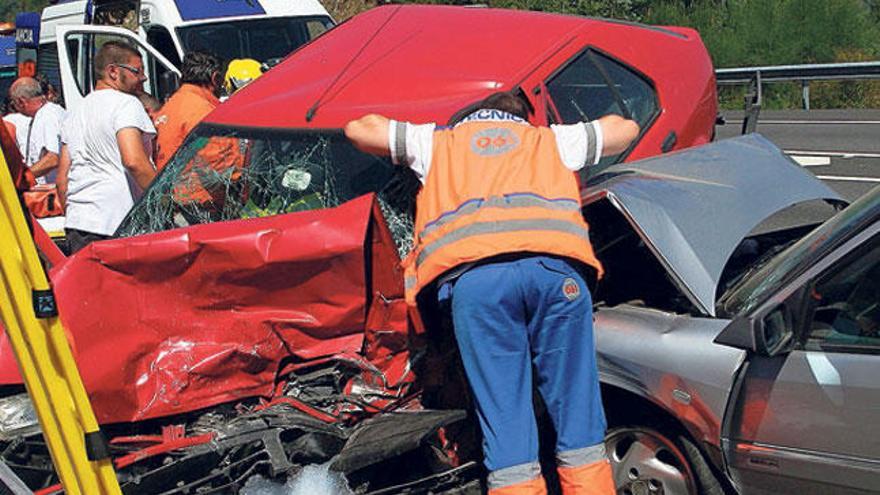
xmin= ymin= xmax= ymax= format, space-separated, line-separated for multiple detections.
xmin=0 ymin=150 xmax=121 ymax=493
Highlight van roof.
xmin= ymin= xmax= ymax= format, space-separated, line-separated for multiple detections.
xmin=206 ymin=5 xmax=696 ymax=129
xmin=44 ymin=0 xmax=329 ymax=26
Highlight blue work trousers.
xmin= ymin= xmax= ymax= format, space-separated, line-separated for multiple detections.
xmin=439 ymin=255 xmax=607 ymax=474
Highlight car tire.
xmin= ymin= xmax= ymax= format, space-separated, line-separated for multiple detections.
xmin=605 ymin=426 xmax=725 ymax=495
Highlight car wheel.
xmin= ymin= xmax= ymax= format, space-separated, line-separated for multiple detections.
xmin=605 ymin=426 xmax=723 ymax=495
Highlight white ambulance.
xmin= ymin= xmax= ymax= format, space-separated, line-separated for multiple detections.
xmin=38 ymin=0 xmax=333 ymax=110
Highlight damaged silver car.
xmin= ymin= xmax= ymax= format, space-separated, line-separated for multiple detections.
xmin=589 ymin=134 xmax=880 ymax=494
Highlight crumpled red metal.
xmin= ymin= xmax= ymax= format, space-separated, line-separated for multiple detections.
xmin=0 ymin=194 xmax=411 ymax=425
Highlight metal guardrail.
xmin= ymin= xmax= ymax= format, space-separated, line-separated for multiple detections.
xmin=715 ymin=61 xmax=880 ymax=110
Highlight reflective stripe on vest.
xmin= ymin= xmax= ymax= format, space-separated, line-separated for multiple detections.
xmin=419 ymin=193 xmax=580 ymax=240
xmin=404 ymin=119 xmax=604 ymax=304
xmin=416 ymin=217 xmax=590 ymax=268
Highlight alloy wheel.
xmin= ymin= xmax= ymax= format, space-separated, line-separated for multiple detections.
xmin=605 ymin=427 xmax=698 ymax=495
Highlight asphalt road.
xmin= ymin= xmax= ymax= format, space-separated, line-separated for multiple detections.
xmin=718 ymin=109 xmax=880 ymax=202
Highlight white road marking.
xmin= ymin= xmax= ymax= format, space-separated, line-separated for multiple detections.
xmin=784 ymin=149 xmax=880 ymax=159
xmin=790 ymin=155 xmax=831 ymax=167
xmin=816 ymin=175 xmax=880 ymax=183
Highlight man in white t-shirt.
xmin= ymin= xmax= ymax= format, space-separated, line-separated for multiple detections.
xmin=9 ymin=77 xmax=66 ymax=183
xmin=2 ymin=98 xmax=31 ymax=159
xmin=57 ymin=41 xmax=157 ymax=253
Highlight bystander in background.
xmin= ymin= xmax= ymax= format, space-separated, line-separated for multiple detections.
xmin=57 ymin=41 xmax=156 ymax=253
xmin=10 ymin=77 xmax=66 ymax=183
xmin=154 ymin=51 xmax=225 ymax=170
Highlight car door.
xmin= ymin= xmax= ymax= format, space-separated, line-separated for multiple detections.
xmin=55 ymin=25 xmax=180 ymax=113
xmin=723 ymin=222 xmax=880 ymax=494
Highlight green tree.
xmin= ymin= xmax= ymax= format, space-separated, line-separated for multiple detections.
xmin=327 ymin=0 xmax=649 ymax=21
xmin=645 ymin=0 xmax=880 ymax=108
xmin=1 ymin=0 xmax=50 ymax=24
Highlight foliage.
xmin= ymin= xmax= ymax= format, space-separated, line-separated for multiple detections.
xmin=1 ymin=1 xmax=49 ymax=24
xmin=7 ymin=0 xmax=880 ymax=108
xmin=326 ymin=0 xmax=649 ymax=20
xmin=643 ymin=0 xmax=880 ymax=108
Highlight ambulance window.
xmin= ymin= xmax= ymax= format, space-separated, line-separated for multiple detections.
xmin=65 ymin=32 xmax=169 ymax=99
xmin=546 ymin=48 xmax=657 ymax=166
xmin=62 ymin=34 xmax=90 ymax=97
xmin=39 ymin=42 xmax=64 ymax=100
xmin=146 ymin=26 xmax=180 ymax=67
xmin=306 ymin=21 xmax=329 ymax=39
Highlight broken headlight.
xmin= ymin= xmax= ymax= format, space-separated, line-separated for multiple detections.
xmin=0 ymin=393 xmax=39 ymax=440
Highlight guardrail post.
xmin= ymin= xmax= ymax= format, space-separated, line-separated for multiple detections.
xmin=802 ymin=80 xmax=811 ymax=110
xmin=741 ymin=70 xmax=762 ymax=134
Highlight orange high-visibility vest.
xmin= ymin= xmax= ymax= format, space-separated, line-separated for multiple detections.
xmin=403 ymin=119 xmax=603 ymax=305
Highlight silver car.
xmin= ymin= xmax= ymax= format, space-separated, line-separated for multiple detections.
xmin=589 ymin=134 xmax=879 ymax=494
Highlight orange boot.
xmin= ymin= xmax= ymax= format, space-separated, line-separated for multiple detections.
xmin=488 ymin=475 xmax=548 ymax=495
xmin=557 ymin=459 xmax=615 ymax=495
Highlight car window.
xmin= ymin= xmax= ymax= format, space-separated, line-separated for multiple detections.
xmin=721 ymin=190 xmax=879 ymax=317
xmin=805 ymin=234 xmax=880 ymax=352
xmin=545 ymin=48 xmax=657 ymax=168
xmin=116 ymin=125 xmax=420 ymax=258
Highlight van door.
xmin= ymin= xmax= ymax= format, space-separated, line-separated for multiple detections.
xmin=55 ymin=25 xmax=180 ymax=112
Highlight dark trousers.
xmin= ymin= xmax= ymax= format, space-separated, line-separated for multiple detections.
xmin=65 ymin=228 xmax=110 ymax=254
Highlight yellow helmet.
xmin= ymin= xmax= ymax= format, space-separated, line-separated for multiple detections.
xmin=224 ymin=59 xmax=263 ymax=94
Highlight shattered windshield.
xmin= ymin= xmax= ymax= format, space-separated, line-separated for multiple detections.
xmin=116 ymin=125 xmax=419 ymax=258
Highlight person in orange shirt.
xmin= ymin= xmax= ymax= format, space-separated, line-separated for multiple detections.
xmin=154 ymin=51 xmax=225 ymax=170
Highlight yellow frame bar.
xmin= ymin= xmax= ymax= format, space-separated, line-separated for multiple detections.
xmin=0 ymin=150 xmax=121 ymax=494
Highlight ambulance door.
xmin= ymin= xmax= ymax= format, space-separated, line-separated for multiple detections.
xmin=55 ymin=25 xmax=180 ymax=112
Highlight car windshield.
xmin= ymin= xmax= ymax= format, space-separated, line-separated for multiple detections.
xmin=177 ymin=16 xmax=333 ymax=64
xmin=720 ymin=189 xmax=880 ymax=316
xmin=116 ymin=125 xmax=420 ymax=257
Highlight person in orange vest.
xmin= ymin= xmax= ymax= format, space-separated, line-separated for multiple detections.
xmin=345 ymin=92 xmax=639 ymax=495
xmin=154 ymin=51 xmax=225 ymax=170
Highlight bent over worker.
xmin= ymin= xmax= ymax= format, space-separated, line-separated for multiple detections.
xmin=345 ymin=92 xmax=639 ymax=495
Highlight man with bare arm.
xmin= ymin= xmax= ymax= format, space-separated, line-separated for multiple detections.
xmin=57 ymin=41 xmax=157 ymax=253
xmin=346 ymin=92 xmax=638 ymax=494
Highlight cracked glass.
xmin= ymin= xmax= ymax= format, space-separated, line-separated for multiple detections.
xmin=116 ymin=124 xmax=419 ymax=258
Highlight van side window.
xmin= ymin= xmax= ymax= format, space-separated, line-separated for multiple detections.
xmin=146 ymin=26 xmax=181 ymax=67
xmin=306 ymin=20 xmax=329 ymax=39
xmin=146 ymin=27 xmax=180 ymax=101
xmin=37 ymin=42 xmax=64 ymax=102
xmin=62 ymin=34 xmax=90 ymax=97
xmin=61 ymin=31 xmax=175 ymax=100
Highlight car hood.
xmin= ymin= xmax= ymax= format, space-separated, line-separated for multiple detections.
xmin=584 ymin=134 xmax=842 ymax=316
xmin=0 ymin=194 xmax=410 ymax=424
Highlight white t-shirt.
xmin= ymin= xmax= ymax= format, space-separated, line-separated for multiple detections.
xmin=2 ymin=113 xmax=31 ymax=160
xmin=26 ymin=102 xmax=67 ymax=184
xmin=63 ymin=89 xmax=156 ymax=236
xmin=387 ymin=110 xmax=604 ymax=184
